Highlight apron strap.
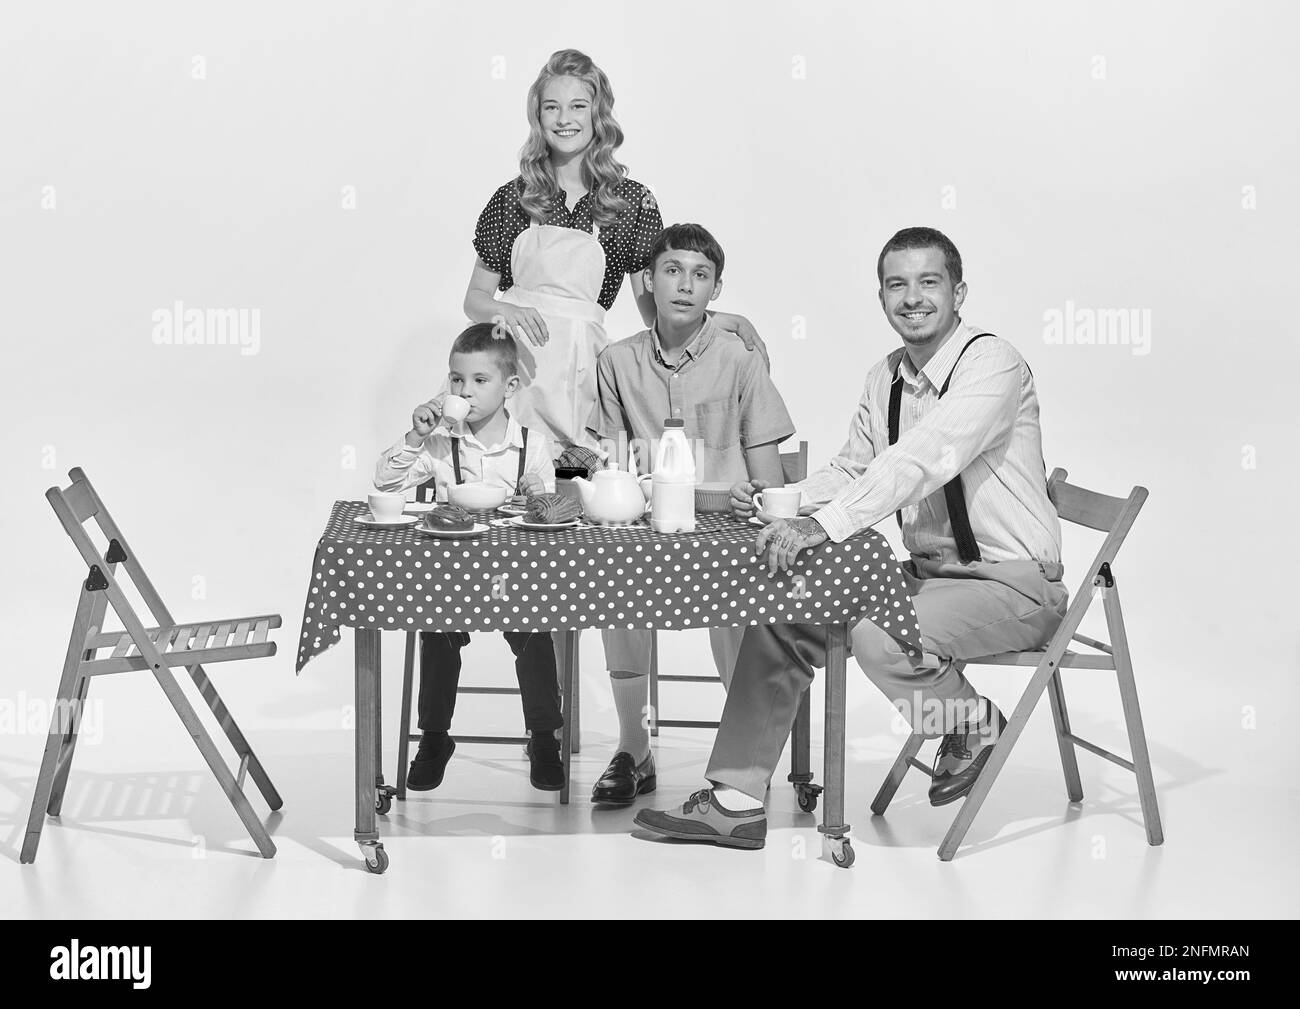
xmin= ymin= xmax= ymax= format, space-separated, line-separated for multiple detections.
xmin=887 ymin=332 xmax=994 ymax=564
xmin=451 ymin=437 xmax=463 ymax=485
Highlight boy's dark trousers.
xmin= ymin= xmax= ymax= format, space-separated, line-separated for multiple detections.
xmin=417 ymin=631 xmax=563 ymax=733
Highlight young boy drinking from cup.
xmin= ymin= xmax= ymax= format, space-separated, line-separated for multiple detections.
xmin=373 ymin=322 xmax=564 ymax=791
xmin=584 ymin=223 xmax=798 ymax=805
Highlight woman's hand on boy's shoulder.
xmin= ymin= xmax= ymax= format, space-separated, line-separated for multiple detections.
xmin=710 ymin=312 xmax=770 ymax=370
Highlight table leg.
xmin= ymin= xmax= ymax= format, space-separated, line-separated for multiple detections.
xmin=355 ymin=629 xmax=387 ymax=873
xmin=818 ymin=623 xmax=854 ymax=868
xmin=559 ymin=630 xmax=576 ymax=805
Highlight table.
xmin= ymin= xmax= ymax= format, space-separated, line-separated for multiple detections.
xmin=298 ymin=502 xmax=922 ymax=873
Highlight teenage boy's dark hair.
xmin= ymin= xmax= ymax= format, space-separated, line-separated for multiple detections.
xmin=451 ymin=321 xmax=518 ymax=377
xmin=648 ymin=223 xmax=725 ymax=281
xmin=876 ymin=227 xmax=963 ymax=286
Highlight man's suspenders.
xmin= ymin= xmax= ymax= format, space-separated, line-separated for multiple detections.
xmin=887 ymin=333 xmax=993 ymax=565
xmin=451 ymin=425 xmax=530 ymax=488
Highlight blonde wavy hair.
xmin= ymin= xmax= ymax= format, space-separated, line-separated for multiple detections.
xmin=518 ymin=49 xmax=630 ymax=226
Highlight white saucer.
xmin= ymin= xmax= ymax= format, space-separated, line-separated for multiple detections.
xmin=507 ymin=515 xmax=582 ymax=531
xmin=355 ymin=514 xmax=418 ymax=528
xmin=403 ymin=501 xmax=437 ymax=514
xmin=415 ymin=522 xmax=490 ymax=539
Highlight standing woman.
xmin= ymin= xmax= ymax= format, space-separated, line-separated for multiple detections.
xmin=462 ymin=48 xmax=763 ymax=457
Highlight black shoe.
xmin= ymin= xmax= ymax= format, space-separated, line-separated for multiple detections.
xmin=407 ymin=732 xmax=455 ymax=791
xmin=591 ymin=750 xmax=656 ymax=806
xmin=928 ymin=704 xmax=1008 ymax=807
xmin=526 ymin=732 xmax=565 ymax=791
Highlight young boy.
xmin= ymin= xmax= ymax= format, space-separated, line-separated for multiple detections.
xmin=374 ymin=322 xmax=564 ymax=791
xmin=585 ymin=223 xmax=797 ymax=805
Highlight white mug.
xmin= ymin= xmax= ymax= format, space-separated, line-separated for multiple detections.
xmin=754 ymin=487 xmax=800 ymax=519
xmin=367 ymin=491 xmax=405 ymax=522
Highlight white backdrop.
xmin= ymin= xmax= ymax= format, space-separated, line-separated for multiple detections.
xmin=2 ymin=0 xmax=1297 ymax=912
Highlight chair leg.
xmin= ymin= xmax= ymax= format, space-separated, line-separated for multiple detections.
xmin=1104 ymin=587 xmax=1164 ymax=846
xmin=870 ymin=733 xmax=923 ymax=815
xmin=937 ymin=658 xmax=1054 ymax=861
xmin=46 ymin=674 xmax=90 ymax=816
xmin=648 ymin=631 xmax=659 ymax=738
xmin=149 ymin=664 xmax=276 ymax=858
xmin=1046 ymin=672 xmax=1084 ymax=803
xmin=185 ymin=663 xmax=283 ymax=811
xmin=396 ymin=632 xmax=416 ymax=800
xmin=559 ymin=631 xmax=577 ymax=805
xmin=21 ymin=587 xmax=98 ymax=863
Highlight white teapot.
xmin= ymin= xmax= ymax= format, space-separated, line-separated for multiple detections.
xmin=570 ymin=455 xmax=652 ymax=525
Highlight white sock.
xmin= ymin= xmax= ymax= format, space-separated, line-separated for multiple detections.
xmin=711 ymin=785 xmax=764 ymax=812
xmin=610 ymin=673 xmax=650 ymax=761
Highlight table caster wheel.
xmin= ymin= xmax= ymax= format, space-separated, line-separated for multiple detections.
xmin=826 ymin=836 xmax=855 ymax=869
xmin=796 ymin=783 xmax=821 ymax=813
xmin=375 ymin=792 xmax=392 ymax=816
xmin=362 ymin=843 xmax=389 ymax=874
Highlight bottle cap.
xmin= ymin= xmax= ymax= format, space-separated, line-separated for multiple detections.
xmin=664 ymin=418 xmax=685 ymax=428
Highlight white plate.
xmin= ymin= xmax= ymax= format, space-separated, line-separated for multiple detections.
xmin=415 ymin=521 xmax=490 ymax=539
xmin=507 ymin=514 xmax=581 ymax=531
xmin=355 ymin=514 xmax=418 ymax=528
xmin=497 ymin=503 xmax=529 ymax=516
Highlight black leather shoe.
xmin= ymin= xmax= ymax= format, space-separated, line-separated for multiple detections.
xmin=526 ymin=732 xmax=565 ymax=791
xmin=928 ymin=704 xmax=1007 ymax=807
xmin=407 ymin=732 xmax=455 ymax=791
xmin=591 ymin=750 xmax=656 ymax=806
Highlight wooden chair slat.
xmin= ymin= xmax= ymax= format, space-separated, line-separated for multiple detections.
xmin=233 ymin=620 xmax=251 ymax=646
xmin=110 ymin=633 xmax=134 ymax=658
xmin=63 ymin=481 xmax=98 ymax=524
xmin=252 ymin=619 xmax=270 ymax=644
xmin=1050 ymin=478 xmax=1129 ymax=533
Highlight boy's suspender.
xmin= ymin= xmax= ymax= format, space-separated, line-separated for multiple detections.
xmin=450 ymin=425 xmax=529 ymax=489
xmin=887 ymin=332 xmax=993 ymax=565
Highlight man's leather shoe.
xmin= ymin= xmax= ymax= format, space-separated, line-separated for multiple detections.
xmin=526 ymin=732 xmax=565 ymax=791
xmin=634 ymin=788 xmax=767 ymax=849
xmin=591 ymin=750 xmax=656 ymax=805
xmin=928 ymin=704 xmax=1008 ymax=806
xmin=407 ymin=732 xmax=455 ymax=791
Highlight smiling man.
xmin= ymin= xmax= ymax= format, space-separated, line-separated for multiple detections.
xmin=635 ymin=227 xmax=1068 ymax=849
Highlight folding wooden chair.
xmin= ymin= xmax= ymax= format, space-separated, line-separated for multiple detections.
xmin=647 ymin=441 xmax=823 ymax=811
xmin=20 ymin=468 xmax=283 ymax=863
xmin=392 ymin=477 xmax=578 ymax=806
xmin=870 ymin=467 xmax=1162 ymax=860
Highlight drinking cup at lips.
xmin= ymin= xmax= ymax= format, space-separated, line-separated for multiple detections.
xmin=753 ymin=487 xmax=801 ymax=519
xmin=440 ymin=394 xmax=471 ymax=424
xmin=367 ymin=491 xmax=406 ymax=521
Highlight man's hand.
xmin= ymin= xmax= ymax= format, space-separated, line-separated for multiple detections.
xmin=755 ymin=516 xmax=828 ymax=576
xmin=729 ymin=478 xmax=771 ymax=519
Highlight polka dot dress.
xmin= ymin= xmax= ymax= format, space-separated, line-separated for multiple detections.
xmin=473 ymin=177 xmax=663 ymax=311
xmin=296 ymin=503 xmax=922 ymax=671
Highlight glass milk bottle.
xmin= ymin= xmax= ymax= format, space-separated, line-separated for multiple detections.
xmin=650 ymin=418 xmax=697 ymax=533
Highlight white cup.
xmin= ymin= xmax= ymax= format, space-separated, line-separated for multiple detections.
xmin=755 ymin=487 xmax=800 ymax=519
xmin=441 ymin=394 xmax=470 ymax=424
xmin=367 ymin=491 xmax=405 ymax=522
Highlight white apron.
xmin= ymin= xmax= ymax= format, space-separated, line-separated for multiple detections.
xmin=498 ymin=220 xmax=608 ymax=455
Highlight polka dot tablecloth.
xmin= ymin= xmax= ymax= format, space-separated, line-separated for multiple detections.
xmin=296 ymin=502 xmax=921 ymax=671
